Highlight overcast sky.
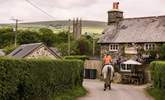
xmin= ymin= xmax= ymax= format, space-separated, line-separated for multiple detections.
xmin=0 ymin=0 xmax=165 ymax=23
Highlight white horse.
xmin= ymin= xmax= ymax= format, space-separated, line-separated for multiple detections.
xmin=102 ymin=64 xmax=114 ymax=91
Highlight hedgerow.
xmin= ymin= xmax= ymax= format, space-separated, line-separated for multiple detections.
xmin=0 ymin=58 xmax=84 ymax=100
xmin=150 ymin=61 xmax=165 ymax=90
xmin=64 ymin=55 xmax=89 ymax=61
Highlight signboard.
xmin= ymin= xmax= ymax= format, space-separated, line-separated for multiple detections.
xmin=125 ymin=47 xmax=137 ymax=54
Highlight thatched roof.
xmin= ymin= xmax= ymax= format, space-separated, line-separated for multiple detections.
xmin=98 ymin=16 xmax=165 ymax=43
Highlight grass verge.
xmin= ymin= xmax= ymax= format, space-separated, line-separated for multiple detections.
xmin=147 ymin=87 xmax=165 ymax=100
xmin=53 ymin=86 xmax=87 ymax=100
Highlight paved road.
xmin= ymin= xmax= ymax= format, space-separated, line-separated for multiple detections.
xmin=78 ymin=79 xmax=153 ymax=100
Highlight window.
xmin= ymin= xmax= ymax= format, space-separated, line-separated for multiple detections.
xmin=144 ymin=43 xmax=156 ymax=50
xmin=120 ymin=64 xmax=132 ymax=72
xmin=109 ymin=44 xmax=119 ymax=51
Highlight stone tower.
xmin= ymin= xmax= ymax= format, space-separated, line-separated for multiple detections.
xmin=73 ymin=18 xmax=82 ymax=40
xmin=108 ymin=2 xmax=123 ymax=25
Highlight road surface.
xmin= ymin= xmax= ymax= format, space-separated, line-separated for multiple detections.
xmin=78 ymin=79 xmax=153 ymax=100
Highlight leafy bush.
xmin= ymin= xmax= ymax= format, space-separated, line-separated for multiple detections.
xmin=54 ymin=31 xmax=72 ymax=44
xmin=17 ymin=30 xmax=41 ymax=44
xmin=56 ymin=43 xmax=69 ymax=56
xmin=0 ymin=58 xmax=84 ymax=100
xmin=75 ymin=37 xmax=92 ymax=55
xmin=64 ymin=55 xmax=89 ymax=61
xmin=53 ymin=86 xmax=86 ymax=100
xmin=158 ymin=44 xmax=165 ymax=59
xmin=0 ymin=32 xmax=15 ymax=48
xmin=39 ymin=28 xmax=55 ymax=46
xmin=147 ymin=87 xmax=165 ymax=100
xmin=150 ymin=61 xmax=165 ymax=90
xmin=3 ymin=45 xmax=18 ymax=54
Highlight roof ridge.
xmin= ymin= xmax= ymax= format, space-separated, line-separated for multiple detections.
xmin=21 ymin=43 xmax=43 ymax=46
xmin=124 ymin=15 xmax=165 ymax=20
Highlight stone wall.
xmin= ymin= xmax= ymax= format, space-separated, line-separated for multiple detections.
xmin=27 ymin=46 xmax=56 ymax=59
xmin=84 ymin=60 xmax=102 ymax=78
xmin=100 ymin=43 xmax=160 ymax=60
xmin=100 ymin=44 xmax=109 ymax=58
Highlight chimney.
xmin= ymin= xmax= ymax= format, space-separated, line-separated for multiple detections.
xmin=107 ymin=2 xmax=123 ymax=25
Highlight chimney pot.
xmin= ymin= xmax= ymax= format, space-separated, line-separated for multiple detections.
xmin=112 ymin=2 xmax=120 ymax=9
xmin=113 ymin=2 xmax=116 ymax=9
xmin=116 ymin=2 xmax=119 ymax=9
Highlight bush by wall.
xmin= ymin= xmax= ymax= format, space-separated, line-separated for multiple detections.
xmin=0 ymin=58 xmax=84 ymax=100
xmin=150 ymin=61 xmax=165 ymax=90
xmin=64 ymin=55 xmax=89 ymax=61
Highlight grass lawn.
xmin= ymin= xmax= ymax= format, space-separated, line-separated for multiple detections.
xmin=53 ymin=86 xmax=87 ymax=100
xmin=147 ymin=87 xmax=165 ymax=100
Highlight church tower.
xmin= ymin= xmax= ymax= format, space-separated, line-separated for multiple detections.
xmin=73 ymin=18 xmax=82 ymax=40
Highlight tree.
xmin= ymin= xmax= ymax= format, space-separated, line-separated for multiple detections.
xmin=56 ymin=43 xmax=68 ymax=56
xmin=39 ymin=28 xmax=55 ymax=46
xmin=0 ymin=28 xmax=13 ymax=33
xmin=3 ymin=45 xmax=18 ymax=54
xmin=158 ymin=44 xmax=165 ymax=59
xmin=75 ymin=37 xmax=92 ymax=55
xmin=18 ymin=30 xmax=41 ymax=44
xmin=55 ymin=31 xmax=68 ymax=44
xmin=81 ymin=34 xmax=100 ymax=56
xmin=0 ymin=28 xmax=15 ymax=48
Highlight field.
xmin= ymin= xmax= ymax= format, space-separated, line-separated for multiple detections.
xmin=0 ymin=20 xmax=106 ymax=34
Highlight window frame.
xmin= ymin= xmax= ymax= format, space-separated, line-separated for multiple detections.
xmin=120 ymin=64 xmax=132 ymax=72
xmin=144 ymin=43 xmax=156 ymax=50
xmin=109 ymin=44 xmax=119 ymax=51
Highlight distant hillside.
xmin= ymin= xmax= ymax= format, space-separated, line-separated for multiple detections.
xmin=21 ymin=20 xmax=107 ymax=28
xmin=0 ymin=20 xmax=107 ymax=34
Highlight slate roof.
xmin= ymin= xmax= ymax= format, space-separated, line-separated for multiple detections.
xmin=98 ymin=16 xmax=165 ymax=43
xmin=49 ymin=47 xmax=62 ymax=57
xmin=8 ymin=43 xmax=61 ymax=58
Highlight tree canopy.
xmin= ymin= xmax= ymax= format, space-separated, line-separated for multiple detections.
xmin=0 ymin=28 xmax=100 ymax=56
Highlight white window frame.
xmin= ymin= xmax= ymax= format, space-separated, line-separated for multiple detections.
xmin=144 ymin=43 xmax=156 ymax=51
xmin=109 ymin=44 xmax=119 ymax=51
xmin=120 ymin=64 xmax=132 ymax=72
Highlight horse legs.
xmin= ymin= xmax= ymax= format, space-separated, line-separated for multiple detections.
xmin=105 ymin=82 xmax=111 ymax=91
xmin=104 ymin=82 xmax=111 ymax=91
xmin=108 ymin=81 xmax=111 ymax=90
xmin=104 ymin=83 xmax=107 ymax=91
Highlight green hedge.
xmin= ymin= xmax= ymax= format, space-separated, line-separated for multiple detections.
xmin=150 ymin=61 xmax=165 ymax=90
xmin=64 ymin=55 xmax=89 ymax=61
xmin=147 ymin=87 xmax=165 ymax=100
xmin=0 ymin=58 xmax=84 ymax=100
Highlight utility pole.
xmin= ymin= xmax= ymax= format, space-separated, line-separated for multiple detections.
xmin=11 ymin=18 xmax=21 ymax=47
xmin=68 ymin=19 xmax=71 ymax=56
xmin=92 ymin=33 xmax=99 ymax=56
xmin=92 ymin=38 xmax=95 ymax=56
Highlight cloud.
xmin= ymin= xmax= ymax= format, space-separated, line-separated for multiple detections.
xmin=34 ymin=0 xmax=98 ymax=9
xmin=0 ymin=0 xmax=165 ymax=23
